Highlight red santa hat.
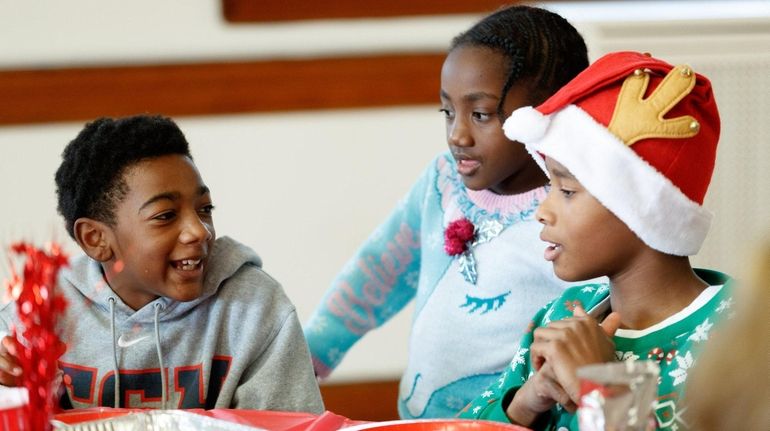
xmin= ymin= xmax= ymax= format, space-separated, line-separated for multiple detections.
xmin=504 ymin=51 xmax=720 ymax=256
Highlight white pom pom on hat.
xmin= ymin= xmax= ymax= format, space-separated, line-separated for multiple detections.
xmin=502 ymin=106 xmax=550 ymax=143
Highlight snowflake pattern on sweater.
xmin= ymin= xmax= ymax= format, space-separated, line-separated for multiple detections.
xmin=459 ymin=269 xmax=733 ymax=431
xmin=305 ymin=152 xmax=575 ymax=418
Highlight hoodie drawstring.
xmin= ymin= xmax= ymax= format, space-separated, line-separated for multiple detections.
xmin=107 ymin=298 xmax=167 ymax=410
xmin=107 ymin=297 xmax=120 ymax=408
xmin=153 ymin=302 xmax=167 ymax=410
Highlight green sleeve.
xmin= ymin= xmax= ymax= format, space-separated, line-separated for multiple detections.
xmin=458 ymin=301 xmax=553 ymax=422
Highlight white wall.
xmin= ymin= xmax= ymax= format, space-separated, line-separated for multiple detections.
xmin=0 ymin=108 xmax=443 ymax=382
xmin=1 ymin=1 xmax=769 ymax=382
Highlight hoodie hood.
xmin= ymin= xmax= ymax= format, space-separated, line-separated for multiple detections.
xmin=60 ymin=236 xmax=262 ymax=323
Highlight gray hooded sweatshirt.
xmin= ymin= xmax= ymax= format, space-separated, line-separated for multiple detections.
xmin=0 ymin=236 xmax=324 ymax=413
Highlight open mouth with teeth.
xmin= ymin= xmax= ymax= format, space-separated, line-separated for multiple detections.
xmin=172 ymin=259 xmax=202 ymax=271
xmin=455 ymin=158 xmax=481 ymax=176
xmin=544 ymin=243 xmax=562 ymax=262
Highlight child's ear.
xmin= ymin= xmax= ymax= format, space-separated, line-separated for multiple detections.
xmin=73 ymin=218 xmax=114 ymax=262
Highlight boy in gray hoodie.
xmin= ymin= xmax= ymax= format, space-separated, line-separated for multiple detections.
xmin=0 ymin=115 xmax=324 ymax=413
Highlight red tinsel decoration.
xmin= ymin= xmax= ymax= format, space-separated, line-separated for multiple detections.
xmin=5 ymin=242 xmax=68 ymax=431
xmin=444 ymin=218 xmax=475 ymax=256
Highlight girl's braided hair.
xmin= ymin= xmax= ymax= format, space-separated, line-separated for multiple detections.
xmin=450 ymin=5 xmax=589 ymax=120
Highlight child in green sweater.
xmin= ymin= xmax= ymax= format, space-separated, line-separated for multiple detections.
xmin=460 ymin=51 xmax=732 ymax=431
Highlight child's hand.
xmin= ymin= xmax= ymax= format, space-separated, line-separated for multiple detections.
xmin=0 ymin=335 xmax=23 ymax=386
xmin=505 ymin=362 xmax=575 ymax=425
xmin=529 ymin=306 xmax=622 ymax=405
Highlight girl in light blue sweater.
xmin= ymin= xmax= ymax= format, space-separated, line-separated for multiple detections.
xmin=305 ymin=5 xmax=590 ymax=418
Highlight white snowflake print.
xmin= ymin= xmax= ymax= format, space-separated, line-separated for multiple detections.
xmin=327 ymin=348 xmax=342 ymax=364
xmin=497 ymin=373 xmax=507 ymax=388
xmin=668 ymin=351 xmax=694 ymax=386
xmin=380 ymin=304 xmax=401 ymax=320
xmin=404 ymin=271 xmax=419 ymax=289
xmin=309 ymin=316 xmax=329 ymax=333
xmin=581 ymin=285 xmax=596 ymax=293
xmin=370 ymin=226 xmax=385 ymax=242
xmin=472 ymin=406 xmax=482 ymax=414
xmin=510 ymin=348 xmax=529 ymax=370
xmin=481 ymin=390 xmax=494 ymax=398
xmin=427 ymin=232 xmax=443 ymax=249
xmin=615 ymin=351 xmax=640 ymax=362
xmin=687 ymin=318 xmax=713 ymax=342
xmin=716 ymin=297 xmax=734 ymax=313
xmin=444 ymin=396 xmax=466 ymax=410
xmin=339 ymin=260 xmax=356 ymax=278
xmin=596 ymin=284 xmax=609 ymax=295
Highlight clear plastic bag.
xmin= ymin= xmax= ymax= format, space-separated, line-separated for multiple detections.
xmin=577 ymin=361 xmax=659 ymax=431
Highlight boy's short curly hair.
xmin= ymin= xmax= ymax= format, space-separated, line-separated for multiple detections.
xmin=55 ymin=115 xmax=192 ymax=239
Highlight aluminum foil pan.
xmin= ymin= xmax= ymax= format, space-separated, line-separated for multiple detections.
xmin=53 ymin=410 xmax=267 ymax=431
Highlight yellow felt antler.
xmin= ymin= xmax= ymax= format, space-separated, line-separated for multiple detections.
xmin=608 ymin=65 xmax=701 ymax=147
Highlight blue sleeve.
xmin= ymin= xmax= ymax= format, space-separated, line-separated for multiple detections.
xmin=304 ymin=158 xmax=436 ymax=377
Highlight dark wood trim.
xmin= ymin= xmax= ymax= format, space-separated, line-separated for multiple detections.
xmin=222 ymin=0 xmax=513 ymax=22
xmin=320 ymin=379 xmax=400 ymax=421
xmin=0 ymin=53 xmax=444 ymax=126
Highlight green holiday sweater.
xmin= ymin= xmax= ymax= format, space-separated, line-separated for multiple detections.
xmin=459 ymin=269 xmax=733 ymax=431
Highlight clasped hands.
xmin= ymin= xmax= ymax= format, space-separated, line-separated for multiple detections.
xmin=506 ymin=306 xmax=622 ymax=426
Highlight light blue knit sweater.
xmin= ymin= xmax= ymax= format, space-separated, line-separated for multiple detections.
xmin=305 ymin=151 xmax=572 ymax=418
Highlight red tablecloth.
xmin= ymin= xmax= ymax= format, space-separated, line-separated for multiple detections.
xmin=51 ymin=409 xmax=531 ymax=431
